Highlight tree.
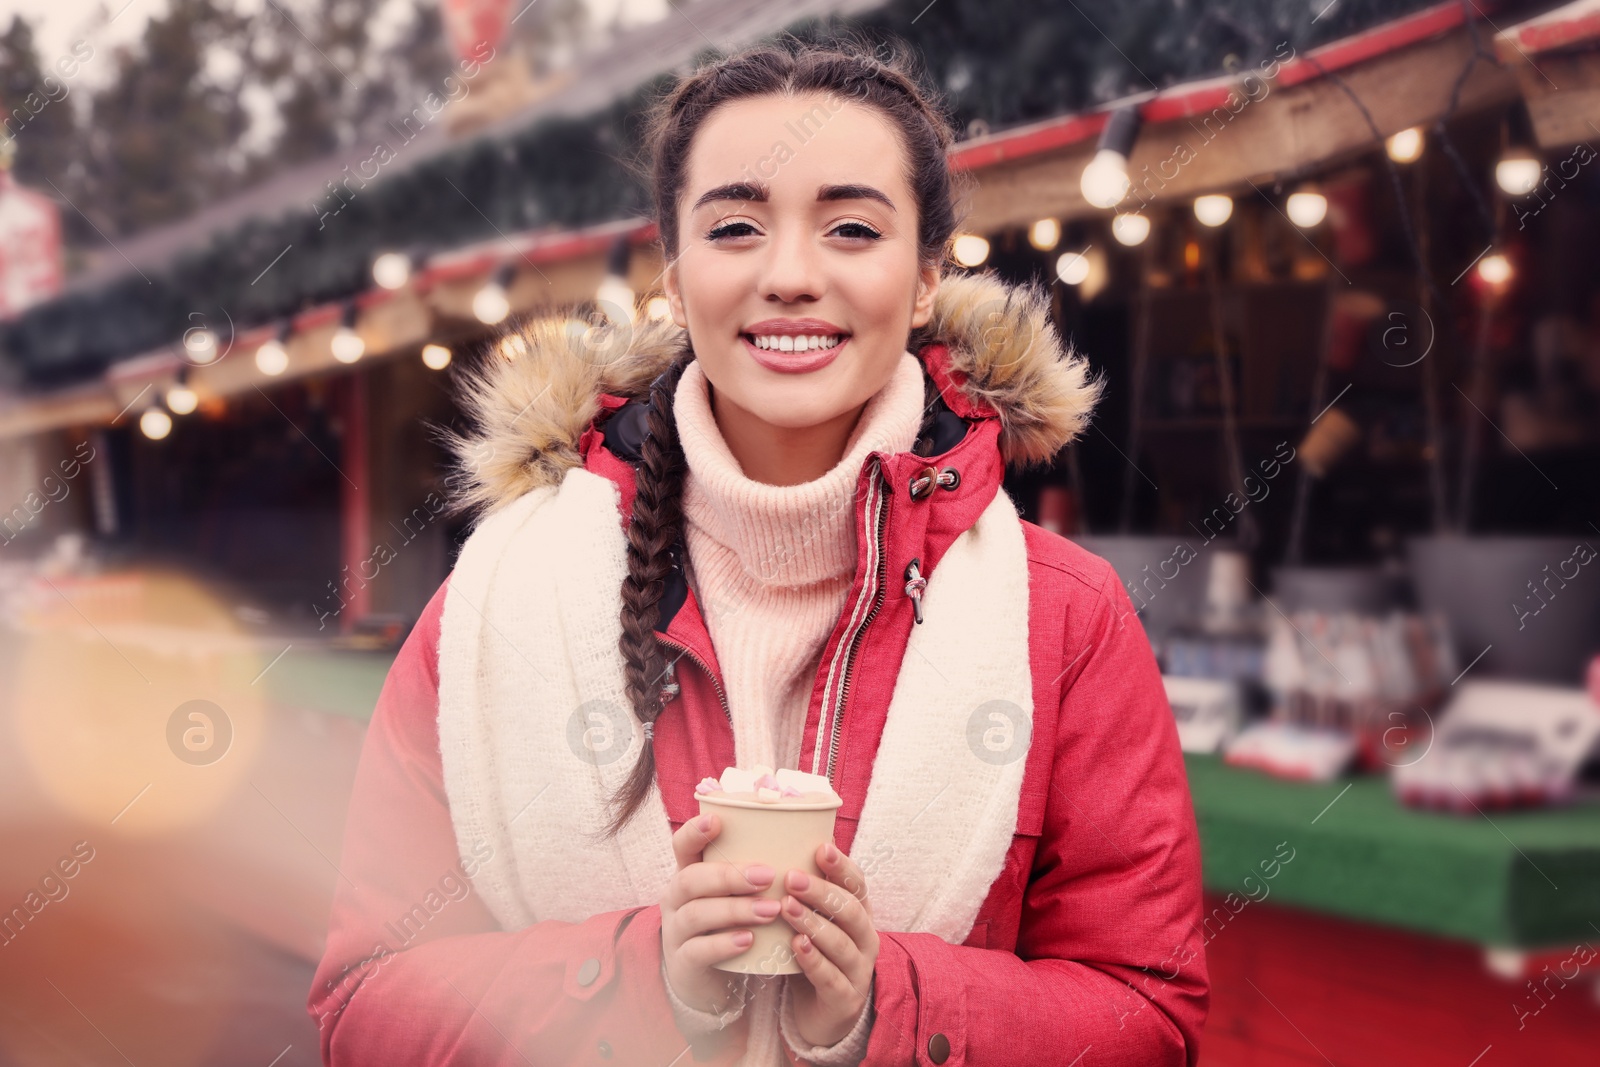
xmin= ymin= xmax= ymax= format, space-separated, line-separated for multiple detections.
xmin=0 ymin=16 xmax=85 ymax=237
xmin=81 ymin=0 xmax=253 ymax=235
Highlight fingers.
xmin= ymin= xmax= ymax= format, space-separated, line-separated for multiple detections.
xmin=669 ymin=894 xmax=781 ymax=944
xmin=816 ymin=842 xmax=872 ymax=910
xmin=782 ymin=894 xmax=858 ymax=967
xmin=663 ymin=860 xmax=775 ymax=911
xmin=791 ymin=927 xmax=866 ymax=1009
xmin=784 ymin=869 xmax=877 ymax=951
xmin=672 ymin=814 xmax=720 ymax=870
xmin=676 ymin=928 xmax=757 ymax=973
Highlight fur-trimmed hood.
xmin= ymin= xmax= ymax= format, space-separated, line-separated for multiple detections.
xmin=440 ymin=268 xmax=1102 ymax=520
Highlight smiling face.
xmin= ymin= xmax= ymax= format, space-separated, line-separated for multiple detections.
xmin=661 ymin=91 xmax=940 ymax=452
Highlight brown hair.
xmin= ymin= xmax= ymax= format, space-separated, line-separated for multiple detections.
xmin=604 ymin=30 xmax=967 ymax=835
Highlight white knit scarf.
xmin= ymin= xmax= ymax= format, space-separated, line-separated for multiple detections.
xmin=436 ymin=465 xmax=1033 ymax=1065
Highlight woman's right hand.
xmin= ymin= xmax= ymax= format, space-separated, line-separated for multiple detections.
xmin=660 ymin=812 xmax=780 ymax=1014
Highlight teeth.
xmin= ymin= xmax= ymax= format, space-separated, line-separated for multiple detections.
xmin=749 ymin=334 xmax=841 ymax=351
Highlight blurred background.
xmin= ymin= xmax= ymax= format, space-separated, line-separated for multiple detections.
xmin=1 ymin=0 xmax=1599 ymax=1063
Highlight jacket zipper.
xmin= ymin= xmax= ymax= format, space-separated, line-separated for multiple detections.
xmin=654 ymin=631 xmax=732 ymax=726
xmin=823 ymin=455 xmax=891 ymax=785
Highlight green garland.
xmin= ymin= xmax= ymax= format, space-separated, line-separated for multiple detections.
xmin=0 ymin=0 xmax=1445 ymax=385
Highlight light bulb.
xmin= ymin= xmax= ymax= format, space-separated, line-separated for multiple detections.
xmin=473 ymin=282 xmax=511 ymax=324
xmin=1029 ymin=218 xmax=1061 ymax=251
xmin=165 ymin=385 xmax=198 ymax=415
xmin=140 ymin=408 xmax=173 ymax=440
xmin=1495 ymin=153 xmax=1541 ymax=197
xmin=1477 ymin=253 xmax=1512 ymax=286
xmin=498 ymin=332 xmax=529 ymax=361
xmin=1194 ymin=194 xmax=1233 ymax=227
xmin=1111 ymin=212 xmax=1151 ymax=246
xmin=952 ymin=234 xmax=990 ymax=267
xmin=1056 ymin=250 xmax=1091 ymax=286
xmin=595 ymin=275 xmax=636 ymax=324
xmin=372 ymin=251 xmax=411 ymax=289
xmin=184 ymin=327 xmax=219 ymax=365
xmin=645 ymin=296 xmax=672 ymax=321
xmin=1080 ymin=148 xmax=1131 ymax=209
xmin=1286 ymin=190 xmax=1328 ymax=228
xmin=421 ymin=343 xmax=452 ymax=370
xmin=331 ymin=326 xmax=365 ymax=363
xmin=256 ymin=339 xmax=289 ymax=376
xmin=1386 ymin=127 xmax=1424 ymax=164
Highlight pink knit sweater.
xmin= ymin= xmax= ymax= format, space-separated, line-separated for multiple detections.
xmin=673 ymin=351 xmax=928 ymax=772
xmin=660 ymin=350 xmax=928 ymax=1064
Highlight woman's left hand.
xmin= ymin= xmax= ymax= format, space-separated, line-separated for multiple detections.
xmin=782 ymin=841 xmax=880 ymax=1047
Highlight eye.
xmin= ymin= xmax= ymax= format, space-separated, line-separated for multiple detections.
xmin=831 ymin=221 xmax=883 ymax=240
xmin=706 ymin=220 xmax=758 ymax=240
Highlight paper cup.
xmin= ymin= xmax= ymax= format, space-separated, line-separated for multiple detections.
xmin=696 ymin=792 xmax=843 ymax=975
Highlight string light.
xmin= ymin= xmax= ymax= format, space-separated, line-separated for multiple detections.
xmin=255 ymin=320 xmax=291 ymax=376
xmin=1056 ymin=250 xmax=1092 ymax=286
xmin=331 ymin=303 xmax=365 ymax=363
xmin=1477 ymin=252 xmax=1512 ymax=286
xmin=595 ymin=237 xmax=636 ymax=324
xmin=1386 ymin=126 xmax=1424 ymax=164
xmin=1495 ymin=151 xmax=1541 ymax=196
xmin=421 ymin=343 xmax=452 ymax=370
xmin=140 ymin=408 xmax=173 ymax=440
xmin=1194 ymin=194 xmax=1233 ymax=227
xmin=1111 ymin=212 xmax=1151 ymax=246
xmin=952 ymin=234 xmax=990 ymax=267
xmin=1029 ymin=218 xmax=1061 ymax=251
xmin=372 ymin=251 xmax=411 ymax=289
xmin=1496 ymin=102 xmax=1542 ymax=197
xmin=595 ymin=276 xmax=635 ymax=324
xmin=1286 ymin=186 xmax=1328 ymax=228
xmin=473 ymin=262 xmax=515 ymax=324
xmin=165 ymin=383 xmax=198 ymax=415
xmin=256 ymin=340 xmax=288 ymax=376
xmin=1080 ymin=105 xmax=1141 ymax=209
xmin=645 ymin=296 xmax=672 ymax=321
xmin=183 ymin=327 xmax=219 ymax=365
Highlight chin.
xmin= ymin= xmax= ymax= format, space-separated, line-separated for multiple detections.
xmin=742 ymin=390 xmax=852 ymax=432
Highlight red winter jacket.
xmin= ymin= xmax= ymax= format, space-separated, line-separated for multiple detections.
xmin=308 ymin=269 xmax=1209 ymax=1065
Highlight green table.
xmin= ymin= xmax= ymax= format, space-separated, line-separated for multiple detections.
xmin=1184 ymin=753 xmax=1600 ymax=949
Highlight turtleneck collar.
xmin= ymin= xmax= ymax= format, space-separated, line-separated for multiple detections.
xmin=674 ymin=351 xmax=928 ymax=588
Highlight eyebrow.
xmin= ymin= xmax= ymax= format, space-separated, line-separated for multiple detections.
xmin=690 ymin=181 xmax=897 ymax=213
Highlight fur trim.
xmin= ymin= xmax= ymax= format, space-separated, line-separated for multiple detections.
xmin=924 ymin=268 xmax=1103 ymax=469
xmin=438 ymin=268 xmax=1101 ymax=521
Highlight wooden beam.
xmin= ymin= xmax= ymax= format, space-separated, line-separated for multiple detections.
xmin=961 ymin=24 xmax=1519 ymax=234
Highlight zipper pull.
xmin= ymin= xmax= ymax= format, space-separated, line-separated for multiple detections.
xmin=904 ymin=558 xmax=927 ymax=624
xmin=658 ymin=657 xmax=681 ymax=704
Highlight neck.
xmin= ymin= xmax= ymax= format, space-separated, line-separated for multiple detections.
xmin=708 ymin=382 xmax=867 ymax=486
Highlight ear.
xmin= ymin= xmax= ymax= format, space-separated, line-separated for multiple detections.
xmin=909 ymin=263 xmax=940 ymax=330
xmin=662 ymin=256 xmax=689 ymax=329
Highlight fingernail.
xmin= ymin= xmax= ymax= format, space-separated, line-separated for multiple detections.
xmin=733 ymin=930 xmax=753 ymax=947
xmin=823 ymin=843 xmax=839 ymax=862
xmin=787 ymin=870 xmax=810 ymax=891
xmin=695 ymin=815 xmax=712 ymax=833
xmin=752 ymin=899 xmax=780 ymax=919
xmin=785 ymin=897 xmax=804 ymax=917
xmin=745 ymin=864 xmax=774 ymax=886
xmin=797 ymin=935 xmax=812 ymax=954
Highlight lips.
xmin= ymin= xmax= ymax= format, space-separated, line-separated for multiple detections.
xmin=739 ymin=318 xmax=851 ymax=374
xmin=740 ymin=333 xmax=848 ymax=374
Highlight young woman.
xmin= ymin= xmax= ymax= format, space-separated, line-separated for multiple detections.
xmin=309 ymin=34 xmax=1208 ymax=1067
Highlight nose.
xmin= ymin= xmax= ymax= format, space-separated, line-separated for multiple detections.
xmin=755 ymin=222 xmax=825 ymax=305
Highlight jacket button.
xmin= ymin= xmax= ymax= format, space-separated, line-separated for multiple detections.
xmin=597 ymin=1040 xmax=613 ymax=1059
xmin=927 ymin=1032 xmax=951 ymax=1063
xmin=577 ymin=958 xmax=601 ymax=987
